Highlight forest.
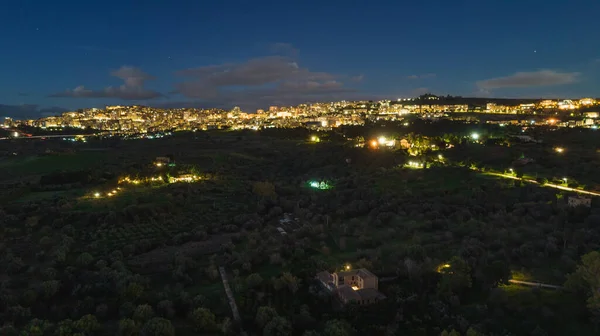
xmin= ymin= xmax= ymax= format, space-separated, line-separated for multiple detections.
xmin=1 ymin=123 xmax=600 ymax=335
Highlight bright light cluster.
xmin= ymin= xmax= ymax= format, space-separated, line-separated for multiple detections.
xmin=168 ymin=174 xmax=201 ymax=183
xmin=406 ymin=161 xmax=424 ymax=168
xmin=308 ymin=181 xmax=331 ymax=190
xmin=119 ymin=174 xmax=201 ymax=185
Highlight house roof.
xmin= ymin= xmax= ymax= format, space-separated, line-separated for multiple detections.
xmin=337 ymin=285 xmax=361 ymax=301
xmin=356 ymin=288 xmax=386 ymax=301
xmin=337 ymin=268 xmax=377 ymax=280
xmin=316 ymin=271 xmax=333 ymax=285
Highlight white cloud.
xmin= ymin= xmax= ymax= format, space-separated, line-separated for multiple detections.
xmin=50 ymin=66 xmax=161 ymax=100
xmin=477 ymin=70 xmax=579 ymax=89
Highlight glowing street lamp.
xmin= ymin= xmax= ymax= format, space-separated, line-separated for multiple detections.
xmin=438 ymin=154 xmax=443 ymax=160
xmin=310 ymin=135 xmax=320 ymax=142
xmin=554 ymin=147 xmax=564 ymax=153
xmin=471 ymin=132 xmax=480 ymax=140
xmin=377 ymin=136 xmax=387 ymax=145
xmin=93 ymin=192 xmax=100 ymax=198
xmin=345 ymin=264 xmax=351 ymax=271
xmin=563 ymin=177 xmax=568 ymax=184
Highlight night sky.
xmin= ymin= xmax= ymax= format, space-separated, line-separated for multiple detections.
xmin=1 ymin=0 xmax=599 ymax=118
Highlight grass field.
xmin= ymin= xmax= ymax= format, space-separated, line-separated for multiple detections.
xmin=1 ymin=151 xmax=110 ymax=175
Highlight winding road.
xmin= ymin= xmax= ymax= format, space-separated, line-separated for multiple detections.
xmin=483 ymin=171 xmax=600 ymax=197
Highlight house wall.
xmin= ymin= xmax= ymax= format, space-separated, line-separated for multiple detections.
xmin=362 ymin=276 xmax=378 ymax=290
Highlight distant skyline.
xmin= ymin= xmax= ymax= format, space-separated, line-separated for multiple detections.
xmin=1 ymin=0 xmax=600 ymax=118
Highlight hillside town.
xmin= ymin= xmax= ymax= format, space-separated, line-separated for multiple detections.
xmin=2 ymin=95 xmax=599 ymax=134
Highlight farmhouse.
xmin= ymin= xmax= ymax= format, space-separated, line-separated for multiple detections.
xmin=316 ymin=268 xmax=385 ymax=305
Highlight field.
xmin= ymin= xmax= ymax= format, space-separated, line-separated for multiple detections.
xmin=1 ymin=128 xmax=599 ymax=335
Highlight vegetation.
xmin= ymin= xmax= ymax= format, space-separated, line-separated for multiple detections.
xmin=1 ymin=123 xmax=600 ymax=335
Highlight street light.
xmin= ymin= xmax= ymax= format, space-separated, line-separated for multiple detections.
xmin=563 ymin=177 xmax=568 ymax=184
xmin=471 ymin=132 xmax=479 ymax=140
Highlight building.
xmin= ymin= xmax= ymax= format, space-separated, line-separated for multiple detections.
xmin=568 ymin=196 xmax=591 ymax=208
xmin=316 ymin=268 xmax=385 ymax=305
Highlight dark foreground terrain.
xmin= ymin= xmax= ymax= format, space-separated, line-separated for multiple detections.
xmin=1 ymin=127 xmax=600 ymax=335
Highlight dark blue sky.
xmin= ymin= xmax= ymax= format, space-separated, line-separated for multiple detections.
xmin=1 ymin=0 xmax=599 ymax=117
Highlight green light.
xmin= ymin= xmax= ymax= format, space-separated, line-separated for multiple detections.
xmin=308 ymin=181 xmax=331 ymax=190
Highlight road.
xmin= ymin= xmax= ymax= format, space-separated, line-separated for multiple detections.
xmin=1 ymin=134 xmax=91 ymax=140
xmin=483 ymin=171 xmax=600 ymax=197
xmin=218 ymin=266 xmax=247 ymax=336
xmin=508 ymin=279 xmax=563 ymax=290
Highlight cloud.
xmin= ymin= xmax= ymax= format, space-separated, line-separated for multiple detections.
xmin=173 ymin=54 xmax=360 ymax=109
xmin=0 ymin=104 xmax=68 ymax=119
xmin=406 ymin=73 xmax=436 ymax=80
xmin=477 ymin=70 xmax=579 ymax=89
xmin=350 ymin=75 xmax=364 ymax=82
xmin=50 ymin=66 xmax=162 ymax=100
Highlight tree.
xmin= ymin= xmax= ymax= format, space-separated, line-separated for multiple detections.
xmin=466 ymin=327 xmax=485 ymax=336
xmin=441 ymin=330 xmax=461 ymax=336
xmin=246 ymin=273 xmax=263 ymax=289
xmin=253 ymin=181 xmax=277 ymax=199
xmin=118 ymin=318 xmax=137 ymax=336
xmin=263 ymin=316 xmax=292 ymax=336
xmin=437 ymin=256 xmax=472 ymax=297
xmin=189 ymin=307 xmax=217 ymax=332
xmin=565 ymin=251 xmax=600 ymax=315
xmin=256 ymin=306 xmax=279 ymax=329
xmin=76 ymin=252 xmax=94 ymax=267
xmin=140 ymin=318 xmax=175 ymax=336
xmin=133 ymin=304 xmax=155 ymax=322
xmin=323 ymin=319 xmax=354 ymax=336
xmin=280 ymin=272 xmax=300 ymax=293
xmin=151 ymin=299 xmax=171 ymax=317
xmin=74 ymin=314 xmax=100 ymax=334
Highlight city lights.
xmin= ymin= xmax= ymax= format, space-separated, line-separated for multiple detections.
xmin=555 ymin=147 xmax=565 ymax=153
xmin=471 ymin=132 xmax=479 ymax=140
xmin=94 ymin=192 xmax=100 ymax=198
xmin=310 ymin=135 xmax=320 ymax=142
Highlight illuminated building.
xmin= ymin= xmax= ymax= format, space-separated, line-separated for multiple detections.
xmin=558 ymin=100 xmax=576 ymax=110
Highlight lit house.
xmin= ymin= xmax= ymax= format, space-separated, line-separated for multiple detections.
xmin=316 ymin=268 xmax=385 ymax=305
xmin=568 ymin=196 xmax=591 ymax=208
